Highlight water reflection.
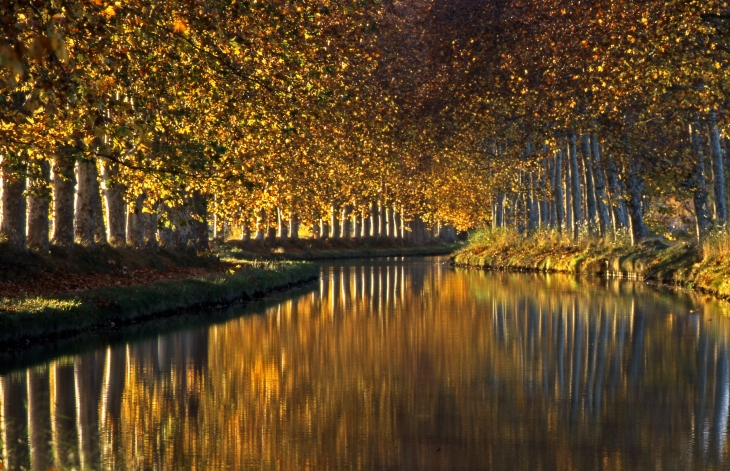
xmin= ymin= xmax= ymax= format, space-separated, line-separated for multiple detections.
xmin=2 ymin=257 xmax=730 ymax=469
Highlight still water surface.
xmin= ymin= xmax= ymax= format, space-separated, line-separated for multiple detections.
xmin=2 ymin=256 xmax=730 ymax=470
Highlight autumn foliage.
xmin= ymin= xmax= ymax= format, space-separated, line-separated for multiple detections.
xmin=1 ymin=0 xmax=730 ymax=249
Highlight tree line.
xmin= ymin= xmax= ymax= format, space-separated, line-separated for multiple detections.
xmin=1 ymin=0 xmax=730 ymax=251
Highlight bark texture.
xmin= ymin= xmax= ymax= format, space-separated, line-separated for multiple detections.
xmin=569 ymin=133 xmax=582 ymax=238
xmin=52 ymin=154 xmax=76 ymax=247
xmin=581 ymin=135 xmax=597 ymax=230
xmin=75 ymin=159 xmax=98 ymax=245
xmin=191 ymin=190 xmax=209 ymax=251
xmin=1 ymin=154 xmax=27 ymax=249
xmin=330 ymin=204 xmax=340 ymax=238
xmin=625 ymin=152 xmax=648 ymax=244
xmin=711 ymin=113 xmax=727 ymax=224
xmin=101 ymin=159 xmax=126 ymax=246
xmin=126 ymin=192 xmax=146 ymax=248
xmin=605 ymin=153 xmax=629 ymax=230
xmin=553 ymin=151 xmax=564 ymax=232
xmin=341 ymin=206 xmax=352 ymax=238
xmin=589 ymin=135 xmax=611 ymax=237
xmin=27 ymin=159 xmax=51 ymax=252
xmin=692 ymin=123 xmax=712 ymax=245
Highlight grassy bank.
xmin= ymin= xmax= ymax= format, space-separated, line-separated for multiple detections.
xmin=224 ymin=244 xmax=459 ymax=261
xmin=222 ymin=238 xmax=460 ymax=261
xmin=0 ymin=241 xmax=219 ymax=282
xmin=452 ymin=228 xmax=730 ymax=300
xmin=0 ymin=260 xmax=318 ymax=348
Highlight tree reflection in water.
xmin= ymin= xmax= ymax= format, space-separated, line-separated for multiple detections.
xmin=1 ymin=257 xmax=730 ymax=470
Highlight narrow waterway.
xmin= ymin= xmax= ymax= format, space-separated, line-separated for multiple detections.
xmin=2 ymin=256 xmax=730 ymax=470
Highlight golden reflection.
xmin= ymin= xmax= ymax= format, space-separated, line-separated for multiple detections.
xmin=3 ymin=258 xmax=730 ymax=469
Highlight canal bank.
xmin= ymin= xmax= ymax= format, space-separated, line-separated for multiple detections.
xmin=0 ymin=260 xmax=319 ymax=349
xmin=452 ymin=230 xmax=730 ymax=301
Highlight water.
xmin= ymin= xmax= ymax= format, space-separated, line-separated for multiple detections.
xmin=2 ymin=256 xmax=730 ymax=470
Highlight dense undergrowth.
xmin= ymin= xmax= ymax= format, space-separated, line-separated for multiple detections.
xmin=453 ymin=227 xmax=730 ymax=300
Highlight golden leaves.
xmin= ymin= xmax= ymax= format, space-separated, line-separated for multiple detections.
xmin=173 ymin=19 xmax=188 ymax=34
xmin=102 ymin=5 xmax=116 ymax=18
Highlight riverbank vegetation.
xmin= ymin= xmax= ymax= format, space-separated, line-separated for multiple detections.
xmin=454 ymin=227 xmax=730 ymax=300
xmin=2 ymin=0 xmax=730 ymax=291
xmin=0 ymin=259 xmax=317 ymax=348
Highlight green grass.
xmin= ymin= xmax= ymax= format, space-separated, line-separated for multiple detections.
xmin=223 ymin=244 xmax=460 ymax=262
xmin=0 ymin=260 xmax=318 ymax=348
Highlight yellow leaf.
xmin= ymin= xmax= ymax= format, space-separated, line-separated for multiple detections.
xmin=173 ymin=19 xmax=187 ymax=33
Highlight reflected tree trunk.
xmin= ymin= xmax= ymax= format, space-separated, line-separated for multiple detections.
xmin=27 ymin=368 xmax=52 ymax=471
xmin=51 ymin=363 xmax=79 ymax=470
xmin=1 ymin=373 xmax=30 ymax=470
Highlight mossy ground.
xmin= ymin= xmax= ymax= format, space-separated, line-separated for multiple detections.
xmin=452 ymin=228 xmax=730 ymax=300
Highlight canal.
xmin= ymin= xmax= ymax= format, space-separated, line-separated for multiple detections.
xmin=1 ymin=256 xmax=729 ymax=470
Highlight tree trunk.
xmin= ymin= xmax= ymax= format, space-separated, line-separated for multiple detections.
xmin=527 ymin=172 xmax=539 ymax=231
xmin=569 ymin=132 xmax=582 ymax=238
xmin=157 ymin=203 xmax=174 ymax=248
xmin=75 ymin=159 xmax=98 ymax=246
xmin=143 ymin=206 xmax=158 ymax=248
xmin=277 ymin=207 xmax=287 ymax=240
xmin=353 ymin=211 xmax=362 ymax=239
xmin=126 ymin=193 xmax=146 ymax=248
xmin=370 ymin=201 xmax=379 ymax=237
xmin=27 ymin=159 xmax=51 ymax=252
xmin=548 ymin=155 xmax=557 ymax=228
xmin=589 ymin=135 xmax=612 ymax=238
xmin=91 ymin=167 xmax=106 ymax=244
xmin=386 ymin=206 xmax=394 ymax=238
xmin=330 ymin=204 xmax=340 ymax=238
xmin=394 ymin=209 xmax=402 ymax=240
xmin=52 ymin=154 xmax=76 ymax=247
xmin=255 ymin=209 xmax=266 ymax=245
xmin=605 ymin=152 xmax=629 ymax=230
xmin=266 ymin=209 xmax=277 ymax=245
xmin=171 ymin=202 xmax=193 ymax=249
xmin=101 ymin=159 xmax=126 ymax=246
xmin=625 ymin=145 xmax=648 ymax=245
xmin=341 ymin=205 xmax=352 ymax=238
xmin=553 ymin=151 xmax=564 ymax=232
xmin=400 ymin=206 xmax=407 ymax=239
xmin=379 ymin=201 xmax=387 ymax=237
xmin=692 ymin=122 xmax=712 ymax=245
xmin=241 ymin=215 xmax=251 ymax=241
xmin=711 ymin=112 xmax=727 ymax=225
xmin=289 ymin=213 xmax=299 ymax=239
xmin=361 ymin=207 xmax=370 ymax=238
xmin=191 ymin=190 xmax=209 ymax=251
xmin=320 ymin=217 xmax=329 ymax=240
xmin=581 ymin=135 xmax=598 ymax=231
xmin=540 ymin=157 xmax=549 ymax=227
xmin=1 ymin=153 xmax=27 ymax=250
xmin=495 ymin=193 xmax=506 ymax=228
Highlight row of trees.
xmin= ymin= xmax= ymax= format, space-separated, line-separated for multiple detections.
xmin=2 ymin=0 xmax=730 ymax=251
